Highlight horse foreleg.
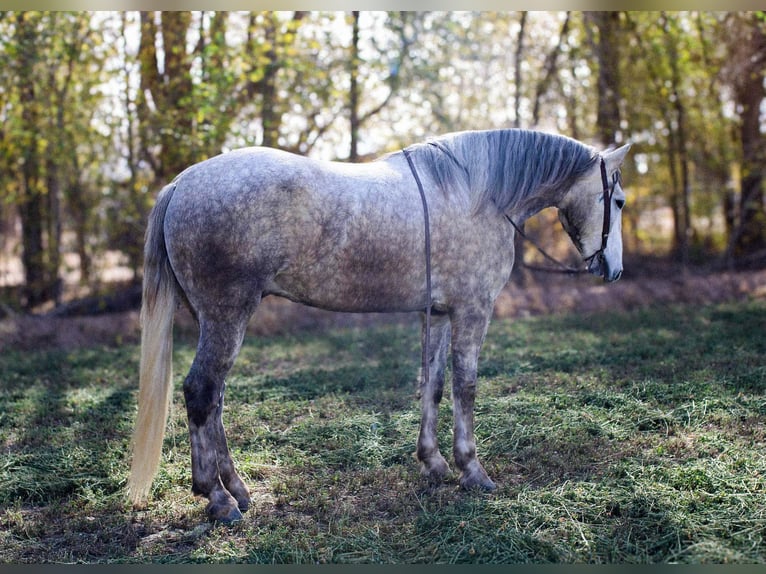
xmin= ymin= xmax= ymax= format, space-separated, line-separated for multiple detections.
xmin=184 ymin=316 xmax=251 ymax=522
xmin=450 ymin=306 xmax=496 ymax=491
xmin=416 ymin=313 xmax=451 ymax=481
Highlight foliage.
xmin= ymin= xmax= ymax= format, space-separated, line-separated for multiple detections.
xmin=0 ymin=299 xmax=765 ymax=563
xmin=0 ymin=12 xmax=115 ymax=305
xmin=0 ymin=11 xmax=764 ymax=310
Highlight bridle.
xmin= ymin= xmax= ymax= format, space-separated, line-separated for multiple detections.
xmin=581 ymin=157 xmax=621 ymax=272
xmin=508 ymin=156 xmax=621 ymax=275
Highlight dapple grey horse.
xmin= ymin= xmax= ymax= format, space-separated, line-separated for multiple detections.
xmin=128 ymin=129 xmax=630 ymax=522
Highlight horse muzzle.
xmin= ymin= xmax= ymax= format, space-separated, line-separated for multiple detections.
xmin=605 ymin=268 xmax=623 ymax=283
xmin=587 ymin=252 xmax=622 ymax=283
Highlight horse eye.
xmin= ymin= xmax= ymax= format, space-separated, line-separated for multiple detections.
xmin=615 ymin=198 xmax=625 ymax=210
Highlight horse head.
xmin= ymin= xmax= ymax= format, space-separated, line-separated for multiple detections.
xmin=558 ymin=143 xmax=631 ymax=283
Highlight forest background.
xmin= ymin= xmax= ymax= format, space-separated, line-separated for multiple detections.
xmin=0 ymin=10 xmax=764 ymax=316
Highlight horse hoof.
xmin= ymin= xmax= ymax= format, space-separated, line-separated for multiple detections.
xmin=459 ymin=465 xmax=497 ymax=492
xmin=226 ymin=477 xmax=251 ymax=513
xmin=237 ymin=496 xmax=251 ymax=513
xmin=460 ymin=476 xmax=497 ymax=492
xmin=206 ymin=500 xmax=244 ymax=524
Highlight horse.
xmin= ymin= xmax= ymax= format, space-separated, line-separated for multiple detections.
xmin=128 ymin=128 xmax=631 ymax=522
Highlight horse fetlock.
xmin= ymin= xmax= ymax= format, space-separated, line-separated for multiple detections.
xmin=417 ymin=451 xmax=452 ymax=481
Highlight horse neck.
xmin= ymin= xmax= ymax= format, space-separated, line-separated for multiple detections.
xmin=506 ymin=191 xmax=565 ymax=224
xmin=451 ymin=129 xmax=592 ymax=224
xmin=464 ymin=153 xmax=571 ymax=224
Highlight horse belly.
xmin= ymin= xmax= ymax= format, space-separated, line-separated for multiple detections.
xmin=268 ymin=240 xmax=427 ymax=313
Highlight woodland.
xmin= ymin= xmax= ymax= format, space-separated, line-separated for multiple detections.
xmin=0 ymin=11 xmax=764 ymax=313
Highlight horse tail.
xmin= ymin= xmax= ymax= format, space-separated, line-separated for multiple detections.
xmin=128 ymin=181 xmax=179 ymax=507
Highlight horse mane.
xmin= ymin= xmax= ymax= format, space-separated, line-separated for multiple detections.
xmin=408 ymin=129 xmax=600 ymax=216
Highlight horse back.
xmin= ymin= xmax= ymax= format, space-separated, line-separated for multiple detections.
xmin=161 ymin=148 xmax=430 ymax=313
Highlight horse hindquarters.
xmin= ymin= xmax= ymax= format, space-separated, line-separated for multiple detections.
xmin=128 ymin=179 xmax=255 ymax=522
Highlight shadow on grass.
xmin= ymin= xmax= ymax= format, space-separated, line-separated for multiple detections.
xmin=1 ymin=347 xmax=138 ymax=506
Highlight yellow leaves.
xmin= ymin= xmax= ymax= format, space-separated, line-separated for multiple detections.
xmin=248 ymin=69 xmax=265 ymax=85
xmin=36 ymin=136 xmax=49 ymax=155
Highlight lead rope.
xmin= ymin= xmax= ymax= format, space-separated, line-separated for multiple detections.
xmin=505 ymin=217 xmax=588 ymax=275
xmin=402 ymin=147 xmax=432 ymax=395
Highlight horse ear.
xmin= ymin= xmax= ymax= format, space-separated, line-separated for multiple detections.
xmin=604 ymin=143 xmax=631 ymax=171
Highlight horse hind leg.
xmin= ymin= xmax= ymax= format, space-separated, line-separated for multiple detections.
xmin=416 ymin=313 xmax=452 ymax=482
xmin=183 ymin=309 xmax=253 ymax=522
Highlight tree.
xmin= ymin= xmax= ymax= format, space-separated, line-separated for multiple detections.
xmin=3 ymin=11 xmax=766 ymax=313
xmin=137 ymin=11 xmax=196 ymax=183
xmin=661 ymin=12 xmax=693 ymax=265
xmin=584 ymin=11 xmax=622 ymax=145
xmin=0 ymin=12 xmax=109 ymax=308
xmin=513 ymin=12 xmax=527 ymax=129
xmin=530 ymin=11 xmax=571 ymax=129
xmin=347 ymin=11 xmax=413 ymax=161
xmin=13 ymin=12 xmax=49 ymax=308
xmin=621 ymin=12 xmax=725 ymax=259
xmin=723 ymin=12 xmax=766 ymax=261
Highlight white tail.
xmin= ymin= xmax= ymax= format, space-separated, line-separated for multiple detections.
xmin=128 ymin=183 xmax=178 ymax=506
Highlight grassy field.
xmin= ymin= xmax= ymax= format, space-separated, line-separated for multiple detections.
xmin=0 ymin=299 xmax=764 ymax=563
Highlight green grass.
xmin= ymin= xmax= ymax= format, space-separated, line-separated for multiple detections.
xmin=1 ymin=299 xmax=765 ymax=563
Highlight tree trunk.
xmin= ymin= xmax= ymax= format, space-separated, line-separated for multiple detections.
xmin=531 ymin=12 xmax=570 ymax=128
xmin=513 ymin=12 xmax=527 ymax=129
xmin=586 ymin=11 xmax=621 ymax=145
xmin=733 ymin=20 xmax=766 ymax=259
xmin=349 ymin=11 xmax=361 ymax=161
xmin=137 ymin=11 xmax=162 ymax=178
xmin=662 ymin=13 xmax=692 ymax=265
xmin=260 ymin=14 xmax=281 ymax=149
xmin=160 ymin=11 xmax=194 ymax=178
xmin=16 ymin=12 xmax=50 ymax=309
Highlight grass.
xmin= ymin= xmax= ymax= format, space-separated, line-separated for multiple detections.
xmin=0 ymin=299 xmax=764 ymax=563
